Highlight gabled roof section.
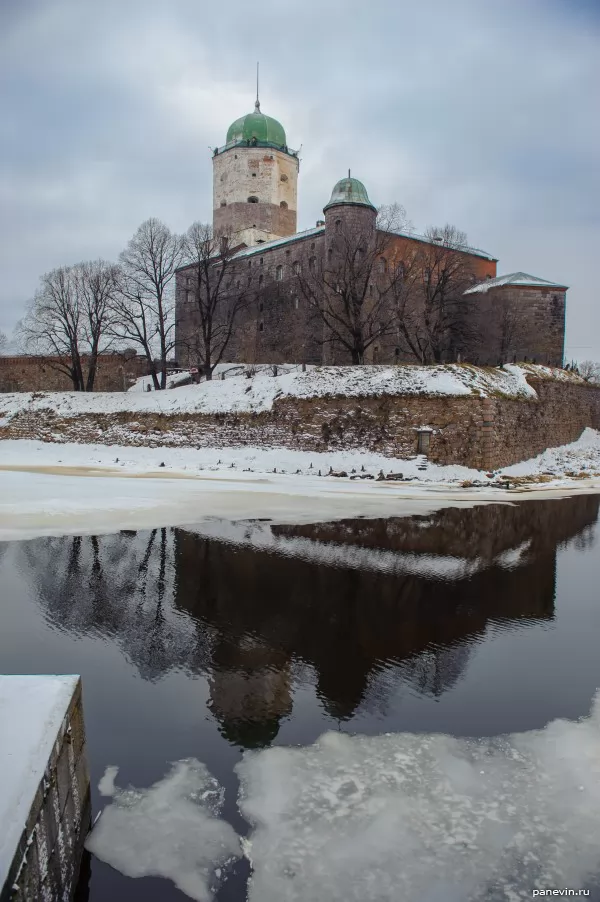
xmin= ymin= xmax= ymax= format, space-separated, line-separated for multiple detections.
xmin=465 ymin=272 xmax=568 ymax=294
xmin=232 ymin=225 xmax=325 ymax=259
xmin=389 ymin=230 xmax=497 ymax=262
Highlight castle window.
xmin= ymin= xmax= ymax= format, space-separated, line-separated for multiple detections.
xmin=311 ymin=242 xmax=315 ymax=250
xmin=394 ymin=347 xmax=400 ymax=357
xmin=252 ymin=172 xmax=257 ymax=177
xmin=369 ymin=284 xmax=373 ymax=296
xmin=285 ymin=249 xmax=291 ymax=256
xmin=379 ymin=258 xmax=387 ymax=274
xmin=248 ymin=196 xmax=259 ymax=203
xmin=294 ymin=297 xmax=299 ymax=309
xmin=220 ymin=200 xmax=227 ymax=207
xmin=293 ymin=261 xmax=301 ymax=274
xmin=236 ymin=281 xmax=241 ymax=290
xmin=248 ymin=260 xmax=252 ymax=267
xmin=260 ymin=257 xmax=264 ymax=265
xmin=259 ymin=322 xmax=264 ymax=332
xmin=280 ymin=201 xmax=288 ymax=209
xmin=396 ymin=262 xmax=404 ymax=278
xmin=328 ymin=248 xmax=333 ymax=262
xmin=280 ymin=174 xmax=288 ymax=182
xmin=335 ymin=219 xmax=341 ymax=231
xmin=259 ymin=301 xmax=264 ymax=312
xmin=275 ymin=265 xmax=283 ymax=281
xmin=309 ymin=256 xmax=316 ymax=271
xmin=259 ymin=274 xmax=264 ymax=286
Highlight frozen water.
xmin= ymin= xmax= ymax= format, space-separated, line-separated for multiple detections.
xmin=85 ymin=759 xmax=241 ymax=902
xmin=237 ymin=693 xmax=600 ymax=901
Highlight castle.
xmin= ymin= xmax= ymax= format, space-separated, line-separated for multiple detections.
xmin=175 ymin=93 xmax=567 ymax=369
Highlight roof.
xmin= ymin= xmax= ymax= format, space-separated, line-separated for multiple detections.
xmin=175 ymin=223 xmax=494 ymax=271
xmin=391 ymin=230 xmax=497 ymax=262
xmin=465 ymin=272 xmax=568 ymax=294
xmin=226 ymin=100 xmax=286 ymax=149
xmin=232 ymin=225 xmax=325 ymax=260
xmin=323 ymin=176 xmax=376 ymax=213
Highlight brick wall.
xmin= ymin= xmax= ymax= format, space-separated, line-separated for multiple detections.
xmin=3 ymin=378 xmax=599 ymax=471
xmin=0 ymin=352 xmax=150 ymax=393
xmin=475 ymin=285 xmax=566 ymax=367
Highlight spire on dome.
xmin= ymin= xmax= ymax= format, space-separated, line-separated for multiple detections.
xmin=255 ymin=61 xmax=260 ymax=112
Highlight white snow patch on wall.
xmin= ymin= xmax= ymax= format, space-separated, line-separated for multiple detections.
xmin=85 ymin=760 xmax=240 ymax=902
xmin=236 ymin=694 xmax=600 ymax=901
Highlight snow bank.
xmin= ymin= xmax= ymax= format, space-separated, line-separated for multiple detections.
xmin=237 ymin=694 xmax=600 ymax=901
xmin=0 ymin=364 xmax=573 ymax=422
xmin=85 ymin=760 xmax=240 ymax=902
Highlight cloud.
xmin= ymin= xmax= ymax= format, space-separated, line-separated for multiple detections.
xmin=1 ymin=0 xmax=598 ymax=357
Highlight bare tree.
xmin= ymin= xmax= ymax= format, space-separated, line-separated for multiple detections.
xmin=17 ymin=261 xmax=118 ymax=391
xmin=578 ymin=360 xmax=600 ymax=384
xmin=113 ymin=219 xmax=184 ymax=389
xmin=294 ymin=204 xmax=410 ymax=364
xmin=395 ymin=225 xmax=480 ymax=364
xmin=0 ymin=330 xmax=6 ymax=354
xmin=181 ymin=223 xmax=254 ymax=380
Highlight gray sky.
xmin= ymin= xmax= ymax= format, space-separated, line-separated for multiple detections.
xmin=1 ymin=0 xmax=599 ymax=360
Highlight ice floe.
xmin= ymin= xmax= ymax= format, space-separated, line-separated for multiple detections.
xmin=236 ymin=693 xmax=600 ymax=901
xmin=85 ymin=759 xmax=240 ymax=902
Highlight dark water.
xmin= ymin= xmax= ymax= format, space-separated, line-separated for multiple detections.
xmin=2 ymin=494 xmax=600 ymax=900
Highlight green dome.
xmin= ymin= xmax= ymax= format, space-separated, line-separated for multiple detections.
xmin=226 ymin=101 xmax=286 ymax=147
xmin=324 ymin=176 xmax=375 ymax=212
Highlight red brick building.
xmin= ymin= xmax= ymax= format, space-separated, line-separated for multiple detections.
xmin=175 ymin=99 xmax=567 ymax=368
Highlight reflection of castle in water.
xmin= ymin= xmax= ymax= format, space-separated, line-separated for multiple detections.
xmin=16 ymin=495 xmax=600 ymax=746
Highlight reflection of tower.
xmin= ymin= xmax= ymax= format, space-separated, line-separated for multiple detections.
xmin=208 ymin=636 xmax=292 ymax=749
xmin=212 ymin=80 xmax=299 ymax=248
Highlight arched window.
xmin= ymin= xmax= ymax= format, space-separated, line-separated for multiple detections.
xmin=259 ymin=274 xmax=264 ymax=286
xmin=293 ymin=261 xmax=301 ymax=275
xmin=309 ymin=256 xmax=316 ymax=271
xmin=260 ymin=257 xmax=264 ymax=265
xmin=247 ymin=196 xmax=259 ymax=204
xmin=259 ymin=322 xmax=264 ymax=332
xmin=335 ymin=219 xmax=341 ymax=232
xmin=280 ymin=174 xmax=288 ymax=182
xmin=396 ymin=262 xmax=405 ymax=279
xmin=275 ymin=265 xmax=283 ymax=281
xmin=294 ymin=297 xmax=299 ymax=309
xmin=379 ymin=258 xmax=387 ymax=274
xmin=328 ymin=248 xmax=333 ymax=262
xmin=220 ymin=200 xmax=227 ymax=207
xmin=280 ymin=201 xmax=288 ymax=209
xmin=259 ymin=301 xmax=264 ymax=312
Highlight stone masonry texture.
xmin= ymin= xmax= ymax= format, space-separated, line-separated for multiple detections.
xmin=2 ymin=378 xmax=599 ymax=471
xmin=2 ymin=678 xmax=90 ymax=902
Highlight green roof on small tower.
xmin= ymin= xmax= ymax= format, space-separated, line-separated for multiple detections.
xmin=324 ymin=175 xmax=376 ymax=212
xmin=226 ymin=99 xmax=287 ymax=147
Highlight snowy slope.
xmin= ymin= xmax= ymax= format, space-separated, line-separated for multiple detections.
xmin=0 ymin=364 xmax=579 ymax=422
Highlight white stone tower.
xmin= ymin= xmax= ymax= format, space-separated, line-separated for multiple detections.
xmin=212 ymin=88 xmax=299 ymax=247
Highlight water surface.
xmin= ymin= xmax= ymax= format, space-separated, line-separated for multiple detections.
xmin=1 ymin=495 xmax=600 ymax=900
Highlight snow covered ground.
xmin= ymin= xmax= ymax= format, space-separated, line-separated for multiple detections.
xmin=0 ymin=364 xmax=579 ymax=421
xmin=0 ymin=430 xmax=599 ymax=540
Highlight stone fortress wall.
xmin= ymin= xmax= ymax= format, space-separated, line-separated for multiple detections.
xmin=3 ymin=374 xmax=599 ymax=471
xmin=0 ymin=351 xmax=149 ymax=393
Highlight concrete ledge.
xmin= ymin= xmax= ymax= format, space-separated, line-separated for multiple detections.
xmin=0 ymin=675 xmax=90 ymax=902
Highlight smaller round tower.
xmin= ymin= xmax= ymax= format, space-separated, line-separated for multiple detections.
xmin=323 ymin=175 xmax=377 ymax=234
xmin=213 ymin=99 xmax=299 ymax=247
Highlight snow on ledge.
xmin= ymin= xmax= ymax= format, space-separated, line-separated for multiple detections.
xmin=0 ymin=365 xmax=583 ymax=422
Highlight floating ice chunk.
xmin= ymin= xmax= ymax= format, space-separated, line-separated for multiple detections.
xmin=98 ymin=764 xmax=119 ymax=796
xmin=85 ymin=759 xmax=241 ymax=901
xmin=237 ymin=693 xmax=600 ymax=901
